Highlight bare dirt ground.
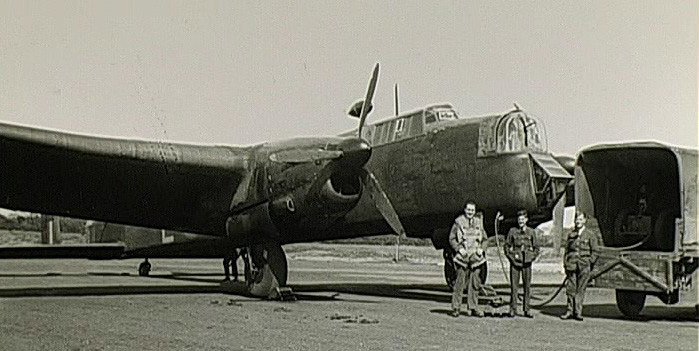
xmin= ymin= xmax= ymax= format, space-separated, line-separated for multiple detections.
xmin=0 ymin=245 xmax=697 ymax=351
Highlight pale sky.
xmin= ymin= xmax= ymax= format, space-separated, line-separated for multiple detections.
xmin=0 ymin=0 xmax=696 ymax=156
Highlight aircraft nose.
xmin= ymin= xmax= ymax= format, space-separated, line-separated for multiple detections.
xmin=338 ymin=138 xmax=372 ymax=167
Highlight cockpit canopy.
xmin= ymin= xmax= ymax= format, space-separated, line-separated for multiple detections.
xmin=478 ymin=110 xmax=548 ymax=157
xmin=424 ymin=104 xmax=458 ymax=124
xmin=338 ymin=104 xmax=461 ymax=145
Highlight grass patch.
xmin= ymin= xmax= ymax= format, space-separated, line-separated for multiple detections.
xmin=0 ymin=230 xmax=85 ymax=245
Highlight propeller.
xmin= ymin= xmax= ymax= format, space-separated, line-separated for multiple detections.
xmin=357 ymin=63 xmax=380 ymax=137
xmin=272 ymin=63 xmax=406 ymax=238
xmin=352 ymin=63 xmax=405 ymax=236
xmin=360 ymin=169 xmax=406 ymax=236
xmin=269 ymin=64 xmax=379 ymax=165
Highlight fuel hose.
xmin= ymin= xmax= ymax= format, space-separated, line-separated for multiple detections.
xmin=492 ymin=213 xmax=652 ymax=308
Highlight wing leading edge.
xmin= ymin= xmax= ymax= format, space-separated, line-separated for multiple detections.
xmin=0 ymin=122 xmax=253 ymax=236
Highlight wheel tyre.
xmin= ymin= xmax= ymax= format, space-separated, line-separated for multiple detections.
xmin=247 ymin=242 xmax=288 ymax=298
xmin=616 ymin=289 xmax=646 ymax=317
xmin=138 ymin=262 xmax=151 ymax=277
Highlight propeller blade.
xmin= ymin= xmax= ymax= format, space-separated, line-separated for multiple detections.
xmin=360 ymin=169 xmax=406 ymax=236
xmin=270 ymin=149 xmax=343 ymax=164
xmin=357 ymin=63 xmax=380 ymax=137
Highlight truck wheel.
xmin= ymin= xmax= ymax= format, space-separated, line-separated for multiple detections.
xmin=615 ymin=289 xmax=646 ymax=317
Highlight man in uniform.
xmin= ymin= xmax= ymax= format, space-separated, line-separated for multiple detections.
xmin=449 ymin=201 xmax=487 ymax=317
xmin=223 ymin=248 xmax=241 ymax=282
xmin=561 ymin=211 xmax=599 ymax=321
xmin=504 ymin=209 xmax=539 ymax=318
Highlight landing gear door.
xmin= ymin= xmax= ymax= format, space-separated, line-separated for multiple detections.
xmin=529 ymin=153 xmax=573 ymax=209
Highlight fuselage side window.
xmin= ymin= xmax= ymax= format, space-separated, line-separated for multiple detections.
xmin=395 ymin=118 xmax=405 ymax=133
xmin=363 ymin=126 xmax=374 ymax=145
xmin=387 ymin=120 xmax=397 ymax=142
xmin=425 ymin=110 xmax=437 ymax=124
xmin=410 ymin=113 xmax=423 ymax=136
xmin=381 ymin=122 xmax=392 ymax=144
xmin=394 ymin=118 xmax=406 ymax=141
xmin=373 ymin=124 xmax=384 ymax=145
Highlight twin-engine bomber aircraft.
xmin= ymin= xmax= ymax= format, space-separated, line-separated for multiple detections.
xmin=0 ymin=64 xmax=573 ymax=297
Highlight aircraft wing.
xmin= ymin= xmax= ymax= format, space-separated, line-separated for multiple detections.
xmin=0 ymin=122 xmax=254 ymax=236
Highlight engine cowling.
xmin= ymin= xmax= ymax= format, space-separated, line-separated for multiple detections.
xmin=268 ymin=167 xmax=363 ymax=232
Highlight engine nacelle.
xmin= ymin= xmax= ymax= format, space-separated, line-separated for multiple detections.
xmin=226 ymin=202 xmax=279 ymax=244
xmin=267 ymin=166 xmax=363 ymax=235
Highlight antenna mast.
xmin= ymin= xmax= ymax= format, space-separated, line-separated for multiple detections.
xmin=394 ymin=83 xmax=399 ymax=116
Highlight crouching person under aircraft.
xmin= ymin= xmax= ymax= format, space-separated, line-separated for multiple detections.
xmin=449 ymin=201 xmax=488 ymax=317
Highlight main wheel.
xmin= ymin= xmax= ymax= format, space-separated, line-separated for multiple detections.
xmin=246 ymin=241 xmax=288 ymax=298
xmin=616 ymin=289 xmax=646 ymax=317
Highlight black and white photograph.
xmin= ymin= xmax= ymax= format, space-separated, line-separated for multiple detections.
xmin=0 ymin=1 xmax=697 ymax=350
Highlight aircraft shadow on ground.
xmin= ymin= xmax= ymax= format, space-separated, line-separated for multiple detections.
xmin=538 ymin=304 xmax=699 ymax=323
xmin=0 ymin=284 xmax=225 ymax=298
xmin=0 ymin=272 xmax=241 ymax=298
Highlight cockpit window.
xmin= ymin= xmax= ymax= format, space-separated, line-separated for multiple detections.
xmin=497 ymin=111 xmax=547 ymax=153
xmin=478 ymin=111 xmax=548 ymax=156
xmin=437 ymin=110 xmax=457 ymax=121
xmin=500 ymin=117 xmax=525 ymax=152
xmin=424 ymin=106 xmax=458 ymax=125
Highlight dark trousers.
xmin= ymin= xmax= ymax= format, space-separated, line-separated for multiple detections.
xmin=451 ymin=264 xmax=482 ymax=312
xmin=223 ymin=250 xmax=240 ymax=280
xmin=565 ymin=263 xmax=591 ymax=316
xmin=509 ymin=264 xmax=532 ymax=312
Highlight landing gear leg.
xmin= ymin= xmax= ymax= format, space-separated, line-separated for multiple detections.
xmin=246 ymin=241 xmax=288 ymax=298
xmin=138 ymin=258 xmax=151 ymax=277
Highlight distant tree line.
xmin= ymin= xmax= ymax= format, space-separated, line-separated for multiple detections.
xmin=0 ymin=215 xmax=86 ymax=234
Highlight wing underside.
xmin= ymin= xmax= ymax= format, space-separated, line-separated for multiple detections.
xmin=0 ymin=122 xmax=252 ymax=236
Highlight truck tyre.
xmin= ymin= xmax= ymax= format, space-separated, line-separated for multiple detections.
xmin=616 ymin=289 xmax=646 ymax=317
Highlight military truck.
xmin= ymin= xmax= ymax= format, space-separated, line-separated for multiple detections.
xmin=574 ymin=142 xmax=698 ymax=317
